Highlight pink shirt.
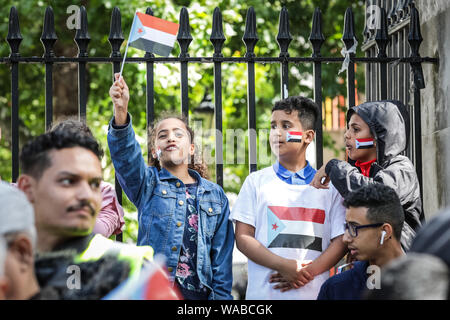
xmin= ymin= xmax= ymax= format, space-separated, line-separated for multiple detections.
xmin=93 ymin=181 xmax=125 ymax=237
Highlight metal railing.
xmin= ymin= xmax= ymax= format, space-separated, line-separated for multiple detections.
xmin=2 ymin=3 xmax=437 ymax=236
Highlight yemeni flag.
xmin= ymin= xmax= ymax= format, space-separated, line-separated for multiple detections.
xmin=286 ymin=131 xmax=302 ymax=143
xmin=129 ymin=12 xmax=179 ymax=56
xmin=267 ymin=206 xmax=325 ymax=252
xmin=119 ymin=12 xmax=179 ymax=78
xmin=355 ymin=138 xmax=375 ymax=149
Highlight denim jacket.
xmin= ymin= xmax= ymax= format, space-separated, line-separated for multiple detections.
xmin=107 ymin=115 xmax=234 ymax=300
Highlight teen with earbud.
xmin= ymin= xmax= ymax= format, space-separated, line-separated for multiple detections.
xmin=317 ymin=183 xmax=405 ymax=300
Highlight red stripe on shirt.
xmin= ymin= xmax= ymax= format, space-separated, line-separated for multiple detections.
xmin=268 ymin=206 xmax=325 ymax=224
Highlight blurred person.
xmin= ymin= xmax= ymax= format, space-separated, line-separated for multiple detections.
xmin=0 ymin=182 xmax=40 ymax=300
xmin=410 ymin=207 xmax=450 ymax=267
xmin=317 ymin=183 xmax=405 ymax=300
xmin=364 ymin=253 xmax=448 ymax=300
xmin=17 ymin=127 xmax=154 ymax=299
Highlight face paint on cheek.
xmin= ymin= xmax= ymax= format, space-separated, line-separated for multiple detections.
xmin=286 ymin=131 xmax=302 ymax=143
xmin=355 ymin=138 xmax=375 ymax=149
xmin=156 ymin=147 xmax=162 ymax=160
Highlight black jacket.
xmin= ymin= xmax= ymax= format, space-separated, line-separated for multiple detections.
xmin=325 ymin=100 xmax=425 ymax=250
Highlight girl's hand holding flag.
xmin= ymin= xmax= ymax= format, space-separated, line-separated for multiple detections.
xmin=109 ymin=73 xmax=130 ymax=126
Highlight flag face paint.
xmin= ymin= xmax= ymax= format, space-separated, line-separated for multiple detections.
xmin=129 ymin=12 xmax=179 ymax=56
xmin=267 ymin=206 xmax=325 ymax=252
xmin=355 ymin=138 xmax=375 ymax=149
xmin=286 ymin=131 xmax=302 ymax=143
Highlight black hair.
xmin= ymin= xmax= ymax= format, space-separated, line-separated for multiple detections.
xmin=343 ymin=183 xmax=405 ymax=241
xmin=272 ymin=96 xmax=319 ymax=131
xmin=51 ymin=118 xmax=94 ymax=137
xmin=20 ymin=127 xmax=104 ymax=180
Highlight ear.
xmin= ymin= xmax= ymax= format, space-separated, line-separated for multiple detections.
xmin=17 ymin=175 xmax=36 ymax=204
xmin=381 ymin=223 xmax=394 ymax=241
xmin=9 ymin=235 xmax=34 ymax=272
xmin=189 ymin=143 xmax=195 ymax=156
xmin=303 ymin=129 xmax=315 ymax=145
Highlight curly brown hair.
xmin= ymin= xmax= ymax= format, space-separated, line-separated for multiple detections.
xmin=147 ymin=112 xmax=210 ymax=180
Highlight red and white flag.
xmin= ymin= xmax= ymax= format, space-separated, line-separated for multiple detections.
xmin=355 ymin=138 xmax=375 ymax=149
xmin=286 ymin=131 xmax=302 ymax=143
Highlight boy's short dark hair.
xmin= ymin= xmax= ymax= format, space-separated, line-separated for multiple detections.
xmin=272 ymin=96 xmax=319 ymax=131
xmin=20 ymin=127 xmax=104 ymax=180
xmin=343 ymin=184 xmax=404 ymax=241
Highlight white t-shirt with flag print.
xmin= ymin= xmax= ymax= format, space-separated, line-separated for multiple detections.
xmin=230 ymin=166 xmax=346 ymax=300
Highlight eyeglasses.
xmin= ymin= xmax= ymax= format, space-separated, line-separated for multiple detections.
xmin=344 ymin=222 xmax=383 ymax=238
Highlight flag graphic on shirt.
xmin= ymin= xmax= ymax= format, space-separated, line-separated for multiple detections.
xmin=355 ymin=138 xmax=375 ymax=149
xmin=267 ymin=206 xmax=324 ymax=252
xmin=286 ymin=131 xmax=302 ymax=143
xmin=128 ymin=12 xmax=179 ymax=56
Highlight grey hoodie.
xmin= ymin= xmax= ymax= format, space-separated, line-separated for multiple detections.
xmin=325 ymin=100 xmax=424 ymax=250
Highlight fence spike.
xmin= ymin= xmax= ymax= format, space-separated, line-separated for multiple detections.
xmin=145 ymin=7 xmax=155 ymax=58
xmin=40 ymin=6 xmax=57 ymax=58
xmin=388 ymin=0 xmax=398 ymax=26
xmin=342 ymin=7 xmax=357 ymax=51
xmin=394 ymin=0 xmax=404 ymax=22
xmin=7 ymin=6 xmax=23 ymax=58
xmin=108 ymin=7 xmax=124 ymax=58
xmin=243 ymin=7 xmax=258 ymax=58
xmin=375 ymin=7 xmax=389 ymax=58
xmin=309 ymin=7 xmax=324 ymax=58
xmin=210 ymin=7 xmax=226 ymax=57
xmin=177 ymin=7 xmax=193 ymax=58
xmin=75 ymin=6 xmax=90 ymax=57
xmin=402 ymin=0 xmax=413 ymax=18
xmin=408 ymin=2 xmax=424 ymax=89
xmin=276 ymin=7 xmax=292 ymax=58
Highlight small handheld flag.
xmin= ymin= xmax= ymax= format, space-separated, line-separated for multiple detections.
xmin=286 ymin=131 xmax=302 ymax=143
xmin=119 ymin=12 xmax=180 ymax=78
xmin=355 ymin=138 xmax=375 ymax=149
xmin=102 ymin=255 xmax=182 ymax=300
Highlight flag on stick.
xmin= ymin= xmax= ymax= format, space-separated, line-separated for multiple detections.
xmin=119 ymin=12 xmax=180 ymax=77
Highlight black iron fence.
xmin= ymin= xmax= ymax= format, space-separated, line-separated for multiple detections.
xmin=1 ymin=3 xmax=437 ymax=218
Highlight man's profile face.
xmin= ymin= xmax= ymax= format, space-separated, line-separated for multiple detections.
xmin=28 ymin=147 xmax=103 ymax=239
xmin=343 ymin=206 xmax=380 ymax=262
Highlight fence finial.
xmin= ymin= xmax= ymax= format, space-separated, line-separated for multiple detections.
xmin=388 ymin=0 xmax=398 ymax=26
xmin=210 ymin=7 xmax=226 ymax=58
xmin=108 ymin=7 xmax=124 ymax=58
xmin=145 ymin=7 xmax=155 ymax=59
xmin=7 ymin=6 xmax=23 ymax=58
xmin=75 ymin=6 xmax=90 ymax=57
xmin=342 ymin=7 xmax=357 ymax=50
xmin=277 ymin=7 xmax=292 ymax=58
xmin=177 ymin=7 xmax=193 ymax=58
xmin=243 ymin=7 xmax=258 ymax=58
xmin=408 ymin=2 xmax=425 ymax=89
xmin=375 ymin=7 xmax=389 ymax=58
xmin=41 ymin=6 xmax=57 ymax=58
xmin=309 ymin=7 xmax=324 ymax=58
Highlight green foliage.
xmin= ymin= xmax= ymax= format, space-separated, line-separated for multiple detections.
xmin=0 ymin=0 xmax=365 ymax=243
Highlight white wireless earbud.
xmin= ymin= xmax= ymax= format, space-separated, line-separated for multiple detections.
xmin=380 ymin=230 xmax=387 ymax=245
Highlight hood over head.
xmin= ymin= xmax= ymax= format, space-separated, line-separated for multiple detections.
xmin=346 ymin=100 xmax=410 ymax=165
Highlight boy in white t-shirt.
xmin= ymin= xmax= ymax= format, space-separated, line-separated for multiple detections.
xmin=230 ymin=96 xmax=347 ymax=300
